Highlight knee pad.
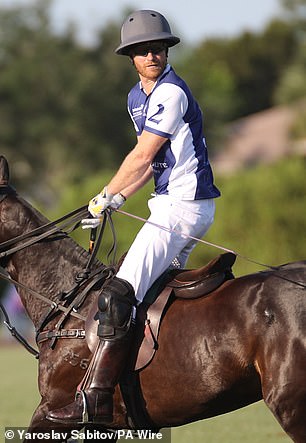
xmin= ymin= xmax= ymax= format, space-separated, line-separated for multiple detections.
xmin=97 ymin=277 xmax=135 ymax=340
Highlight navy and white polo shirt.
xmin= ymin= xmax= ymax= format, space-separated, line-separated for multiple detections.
xmin=127 ymin=64 xmax=220 ymax=200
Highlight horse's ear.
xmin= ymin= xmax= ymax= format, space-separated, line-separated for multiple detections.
xmin=0 ymin=156 xmax=9 ymax=185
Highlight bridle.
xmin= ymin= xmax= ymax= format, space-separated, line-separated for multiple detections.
xmin=0 ymin=185 xmax=117 ymax=356
xmin=0 ymin=189 xmax=88 ymax=260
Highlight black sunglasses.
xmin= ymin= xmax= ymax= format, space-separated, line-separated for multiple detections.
xmin=131 ymin=43 xmax=167 ymax=57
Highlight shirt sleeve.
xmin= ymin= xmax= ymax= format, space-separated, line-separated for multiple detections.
xmin=144 ymin=83 xmax=188 ymax=138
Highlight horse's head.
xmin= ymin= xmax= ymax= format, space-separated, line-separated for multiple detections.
xmin=0 ymin=156 xmax=18 ymax=244
xmin=0 ymin=156 xmax=44 ymax=247
xmin=0 ymin=155 xmax=16 ymax=206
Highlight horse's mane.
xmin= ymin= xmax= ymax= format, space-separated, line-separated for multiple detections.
xmin=17 ymin=194 xmax=51 ymax=225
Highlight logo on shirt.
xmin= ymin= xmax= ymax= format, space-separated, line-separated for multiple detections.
xmin=132 ymin=104 xmax=145 ymax=119
xmin=152 ymin=161 xmax=168 ymax=169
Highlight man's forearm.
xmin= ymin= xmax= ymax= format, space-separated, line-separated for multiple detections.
xmin=119 ymin=166 xmax=153 ymax=198
xmin=107 ymin=130 xmax=167 ymax=196
xmin=107 ymin=148 xmax=152 ymax=195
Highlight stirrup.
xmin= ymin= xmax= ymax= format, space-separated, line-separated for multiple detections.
xmin=77 ymin=389 xmax=112 ymax=425
xmin=80 ymin=390 xmax=89 ymax=424
xmin=77 ymin=390 xmax=90 ymax=424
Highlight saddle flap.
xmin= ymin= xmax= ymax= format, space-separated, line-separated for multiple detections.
xmin=134 ymin=286 xmax=172 ymax=371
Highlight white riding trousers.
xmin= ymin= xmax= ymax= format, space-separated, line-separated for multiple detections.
xmin=116 ymin=195 xmax=215 ymax=303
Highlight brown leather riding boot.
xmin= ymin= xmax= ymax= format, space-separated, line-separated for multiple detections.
xmin=47 ymin=335 xmax=133 ymax=424
xmin=47 ymin=277 xmax=136 ymax=425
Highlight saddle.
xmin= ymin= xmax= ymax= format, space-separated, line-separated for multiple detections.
xmin=133 ymin=251 xmax=236 ymax=370
xmin=84 ymin=252 xmax=236 ymax=431
xmin=121 ymin=252 xmax=236 ymax=431
xmin=85 ymin=252 xmax=236 ymax=370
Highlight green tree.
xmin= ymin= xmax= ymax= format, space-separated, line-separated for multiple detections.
xmin=224 ymin=19 xmax=297 ymax=116
xmin=0 ymin=1 xmax=136 ymax=204
xmin=177 ymin=18 xmax=297 ymax=150
xmin=273 ymin=0 xmax=306 ymax=142
xmin=176 ymin=38 xmax=236 ymax=149
xmin=274 ymin=44 xmax=306 ymax=104
xmin=76 ymin=21 xmax=136 ymax=172
xmin=274 ymin=0 xmax=306 ymax=104
xmin=0 ymin=1 xmax=91 ymax=199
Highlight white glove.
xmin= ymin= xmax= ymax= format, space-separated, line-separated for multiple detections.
xmin=111 ymin=192 xmax=126 ymax=209
xmin=82 ymin=188 xmax=126 ymax=230
xmin=81 ymin=218 xmax=102 ymax=230
xmin=88 ymin=187 xmax=113 ymax=218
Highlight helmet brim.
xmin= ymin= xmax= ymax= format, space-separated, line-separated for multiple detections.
xmin=115 ymin=34 xmax=180 ymax=55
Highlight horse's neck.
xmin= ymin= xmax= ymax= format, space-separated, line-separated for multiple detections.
xmin=7 ymin=236 xmax=91 ymax=327
xmin=2 ymin=195 xmax=103 ymax=327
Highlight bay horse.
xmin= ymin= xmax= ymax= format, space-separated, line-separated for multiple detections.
xmin=1 ymin=154 xmax=306 ymax=443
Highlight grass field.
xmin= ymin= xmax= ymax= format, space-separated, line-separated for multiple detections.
xmin=0 ymin=344 xmax=292 ymax=443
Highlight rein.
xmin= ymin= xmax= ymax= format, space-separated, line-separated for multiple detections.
xmin=115 ymin=209 xmax=279 ymax=271
xmin=0 ymin=204 xmax=89 ymax=259
xmin=0 ymin=268 xmax=86 ymax=321
xmin=0 ymin=186 xmax=118 ymax=355
xmin=0 ymin=299 xmax=39 ymax=358
xmin=115 ymin=208 xmax=306 ymax=290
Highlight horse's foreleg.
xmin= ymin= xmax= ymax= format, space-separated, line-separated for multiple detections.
xmin=261 ymin=358 xmax=306 ymax=443
xmin=264 ymin=387 xmax=306 ymax=442
xmin=28 ymin=404 xmax=118 ymax=442
xmin=27 ymin=401 xmax=81 ymax=442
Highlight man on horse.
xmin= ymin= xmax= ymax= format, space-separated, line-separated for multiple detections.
xmin=47 ymin=9 xmax=220 ymax=426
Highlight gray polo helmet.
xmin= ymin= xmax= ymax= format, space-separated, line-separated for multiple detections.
xmin=115 ymin=10 xmax=180 ymax=55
